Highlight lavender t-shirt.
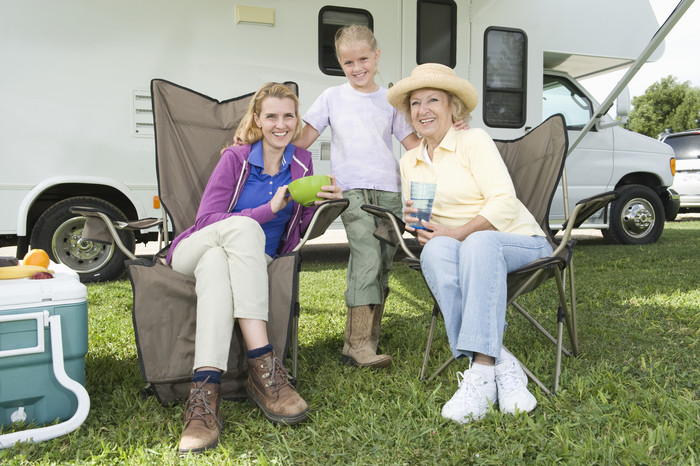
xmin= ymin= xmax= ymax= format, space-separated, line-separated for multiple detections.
xmin=303 ymin=83 xmax=414 ymax=192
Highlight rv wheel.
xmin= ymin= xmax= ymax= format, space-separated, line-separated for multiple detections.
xmin=602 ymin=185 xmax=664 ymax=245
xmin=30 ymin=196 xmax=135 ymax=282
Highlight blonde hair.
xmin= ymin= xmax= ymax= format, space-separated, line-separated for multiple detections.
xmin=233 ymin=82 xmax=303 ymax=146
xmin=334 ymin=24 xmax=378 ymax=62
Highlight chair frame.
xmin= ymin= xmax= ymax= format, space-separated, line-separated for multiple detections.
xmin=362 ymin=114 xmax=617 ymax=394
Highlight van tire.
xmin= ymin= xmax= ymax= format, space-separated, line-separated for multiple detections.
xmin=30 ymin=196 xmax=135 ymax=282
xmin=602 ymin=185 xmax=664 ymax=245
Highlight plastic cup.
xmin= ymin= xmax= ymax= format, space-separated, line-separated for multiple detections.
xmin=409 ymin=181 xmax=437 ymax=229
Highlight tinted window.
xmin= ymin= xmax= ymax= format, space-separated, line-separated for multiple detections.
xmin=664 ymin=134 xmax=700 ymax=160
xmin=542 ymin=75 xmax=593 ymax=130
xmin=483 ymin=27 xmax=526 ymax=128
xmin=417 ymin=0 xmax=456 ymax=67
xmin=318 ymin=7 xmax=373 ymax=76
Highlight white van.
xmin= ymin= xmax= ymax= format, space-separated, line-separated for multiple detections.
xmin=0 ymin=0 xmax=678 ymax=280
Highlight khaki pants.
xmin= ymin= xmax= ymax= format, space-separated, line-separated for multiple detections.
xmin=341 ymin=189 xmax=402 ymax=307
xmin=171 ymin=216 xmax=272 ymax=372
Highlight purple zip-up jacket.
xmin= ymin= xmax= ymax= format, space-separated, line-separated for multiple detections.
xmin=166 ymin=144 xmax=316 ymax=264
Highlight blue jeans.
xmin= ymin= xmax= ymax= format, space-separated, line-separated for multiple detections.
xmin=420 ymin=231 xmax=552 ymax=361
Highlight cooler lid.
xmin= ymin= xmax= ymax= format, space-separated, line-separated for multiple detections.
xmin=0 ymin=263 xmax=87 ymax=309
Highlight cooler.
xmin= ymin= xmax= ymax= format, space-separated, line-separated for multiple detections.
xmin=0 ymin=263 xmax=90 ymax=449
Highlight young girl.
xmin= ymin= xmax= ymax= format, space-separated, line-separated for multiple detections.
xmin=293 ymin=25 xmax=421 ymax=368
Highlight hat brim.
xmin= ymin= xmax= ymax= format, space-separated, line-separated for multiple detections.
xmin=387 ymin=73 xmax=478 ymax=114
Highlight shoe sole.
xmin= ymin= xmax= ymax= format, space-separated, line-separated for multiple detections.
xmin=341 ymin=354 xmax=392 ymax=368
xmin=246 ymin=387 xmax=309 ymax=425
xmin=178 ymin=439 xmax=219 ymax=456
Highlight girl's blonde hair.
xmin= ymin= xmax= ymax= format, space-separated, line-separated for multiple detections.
xmin=334 ymin=24 xmax=378 ymax=62
xmin=234 ymin=82 xmax=303 ymax=146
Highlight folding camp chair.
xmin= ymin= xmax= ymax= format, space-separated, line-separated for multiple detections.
xmin=71 ymin=79 xmax=348 ymax=404
xmin=363 ymin=114 xmax=617 ymax=394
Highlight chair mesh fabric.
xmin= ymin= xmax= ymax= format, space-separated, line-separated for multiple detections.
xmin=151 ymin=79 xmax=254 ymax=237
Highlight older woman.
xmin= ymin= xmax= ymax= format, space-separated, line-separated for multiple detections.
xmin=168 ymin=82 xmax=341 ymax=454
xmin=386 ymin=64 xmax=552 ymax=423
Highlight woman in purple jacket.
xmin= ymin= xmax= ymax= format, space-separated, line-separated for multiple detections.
xmin=168 ymin=83 xmax=341 ymax=455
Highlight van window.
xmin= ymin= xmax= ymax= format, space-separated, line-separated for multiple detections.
xmin=483 ymin=27 xmax=527 ymax=128
xmin=417 ymin=0 xmax=456 ymax=67
xmin=318 ymin=6 xmax=373 ymax=76
xmin=543 ymin=75 xmax=593 ymax=130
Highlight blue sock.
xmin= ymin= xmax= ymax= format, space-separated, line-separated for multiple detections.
xmin=192 ymin=370 xmax=222 ymax=385
xmin=247 ymin=343 xmax=274 ymax=359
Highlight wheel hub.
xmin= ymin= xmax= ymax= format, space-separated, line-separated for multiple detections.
xmin=51 ymin=217 xmax=115 ymax=273
xmin=622 ymin=199 xmax=655 ymax=237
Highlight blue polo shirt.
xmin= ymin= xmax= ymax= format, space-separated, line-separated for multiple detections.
xmin=232 ymin=141 xmax=294 ymax=257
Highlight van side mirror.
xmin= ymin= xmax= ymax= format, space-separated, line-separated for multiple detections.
xmin=597 ymin=87 xmax=631 ymax=130
xmin=616 ymin=87 xmax=631 ymax=118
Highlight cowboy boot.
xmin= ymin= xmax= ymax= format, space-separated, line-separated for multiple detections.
xmin=247 ymin=351 xmax=309 ymax=425
xmin=178 ymin=379 xmax=222 ymax=455
xmin=342 ymin=305 xmax=392 ymax=368
xmin=370 ymin=288 xmax=390 ymax=353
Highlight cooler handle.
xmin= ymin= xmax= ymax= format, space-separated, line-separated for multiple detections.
xmin=0 ymin=314 xmax=90 ymax=449
xmin=0 ymin=311 xmax=48 ymax=358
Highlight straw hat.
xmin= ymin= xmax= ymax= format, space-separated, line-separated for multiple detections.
xmin=386 ymin=63 xmax=478 ymax=113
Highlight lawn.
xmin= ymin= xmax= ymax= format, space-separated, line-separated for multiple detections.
xmin=1 ymin=219 xmax=699 ymax=464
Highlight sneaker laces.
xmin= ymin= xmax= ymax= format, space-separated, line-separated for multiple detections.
xmin=496 ymin=360 xmax=527 ymax=396
xmin=453 ymin=370 xmax=487 ymax=407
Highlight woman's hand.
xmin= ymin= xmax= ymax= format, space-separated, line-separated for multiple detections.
xmin=270 ymin=185 xmax=291 ymax=213
xmin=403 ymin=199 xmax=420 ymax=233
xmin=313 ymin=174 xmax=343 ymax=205
xmin=404 ymin=199 xmax=459 ymax=245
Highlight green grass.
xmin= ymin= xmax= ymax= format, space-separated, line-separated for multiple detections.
xmin=2 ymin=220 xmax=699 ymax=464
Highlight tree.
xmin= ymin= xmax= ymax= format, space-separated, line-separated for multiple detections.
xmin=627 ymin=75 xmax=700 ymax=137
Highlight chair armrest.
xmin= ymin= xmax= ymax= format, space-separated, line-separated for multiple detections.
xmin=294 ymin=199 xmax=349 ymax=251
xmin=562 ymin=191 xmax=619 ymax=230
xmin=361 ymin=204 xmax=419 ymax=260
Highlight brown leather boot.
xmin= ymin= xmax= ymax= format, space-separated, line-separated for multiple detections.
xmin=178 ymin=380 xmax=222 ymax=455
xmin=246 ymin=352 xmax=309 ymax=425
xmin=342 ymin=305 xmax=392 ymax=368
xmin=370 ymin=288 xmax=390 ymax=353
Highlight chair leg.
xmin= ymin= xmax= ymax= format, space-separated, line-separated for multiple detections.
xmin=420 ymin=304 xmax=440 ymax=380
xmin=429 ymin=356 xmax=455 ymax=381
xmin=512 ymin=301 xmax=572 ymax=358
xmin=518 ymin=359 xmax=552 ymax=397
xmin=554 ymin=305 xmax=565 ymax=393
xmin=566 ymin=263 xmax=579 ymax=355
xmin=292 ymin=314 xmax=298 ymax=380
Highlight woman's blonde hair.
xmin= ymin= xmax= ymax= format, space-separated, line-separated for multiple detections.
xmin=234 ymin=82 xmax=303 ymax=146
xmin=334 ymin=24 xmax=378 ymax=62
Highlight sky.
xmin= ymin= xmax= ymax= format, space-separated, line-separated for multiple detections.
xmin=582 ymin=0 xmax=699 ymax=110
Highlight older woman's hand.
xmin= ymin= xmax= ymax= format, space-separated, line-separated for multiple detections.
xmin=314 ymin=174 xmax=343 ymax=205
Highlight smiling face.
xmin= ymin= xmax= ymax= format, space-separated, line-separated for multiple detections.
xmin=409 ymin=88 xmax=453 ymax=146
xmin=253 ymin=96 xmax=298 ymax=153
xmin=337 ymin=42 xmax=380 ymax=93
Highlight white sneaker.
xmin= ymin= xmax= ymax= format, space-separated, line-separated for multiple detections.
xmin=441 ymin=367 xmax=497 ymax=424
xmin=495 ymin=347 xmax=537 ymax=415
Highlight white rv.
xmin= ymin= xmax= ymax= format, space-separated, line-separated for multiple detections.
xmin=0 ymin=0 xmax=678 ymax=281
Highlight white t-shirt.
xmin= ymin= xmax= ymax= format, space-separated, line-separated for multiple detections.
xmin=303 ymin=82 xmax=414 ymax=192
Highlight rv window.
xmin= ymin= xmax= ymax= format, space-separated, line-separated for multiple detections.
xmin=416 ymin=0 xmax=456 ymax=67
xmin=483 ymin=27 xmax=527 ymax=128
xmin=318 ymin=6 xmax=373 ymax=76
xmin=542 ymin=75 xmax=593 ymax=131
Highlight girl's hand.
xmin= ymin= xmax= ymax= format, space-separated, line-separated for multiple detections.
xmin=453 ymin=119 xmax=470 ymax=131
xmin=271 ymin=186 xmax=291 ymax=213
xmin=314 ymin=174 xmax=343 ymax=204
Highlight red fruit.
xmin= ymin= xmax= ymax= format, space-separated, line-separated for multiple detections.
xmin=30 ymin=272 xmax=54 ymax=280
